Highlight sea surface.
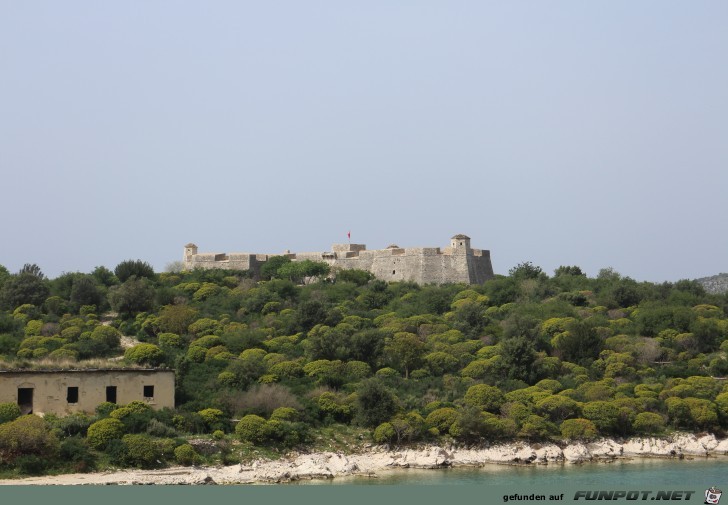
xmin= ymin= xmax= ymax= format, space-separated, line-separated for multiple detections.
xmin=292 ymin=457 xmax=728 ymax=487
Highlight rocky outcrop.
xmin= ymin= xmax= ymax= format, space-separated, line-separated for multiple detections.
xmin=696 ymin=273 xmax=728 ymax=294
xmin=3 ymin=433 xmax=728 ymax=485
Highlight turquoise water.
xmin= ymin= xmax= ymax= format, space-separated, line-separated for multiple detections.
xmin=293 ymin=457 xmax=728 ymax=487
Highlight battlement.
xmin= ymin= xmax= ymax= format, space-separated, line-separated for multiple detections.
xmin=182 ymin=234 xmax=494 ymax=285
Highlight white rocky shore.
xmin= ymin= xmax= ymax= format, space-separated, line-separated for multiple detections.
xmin=2 ymin=433 xmax=728 ymax=485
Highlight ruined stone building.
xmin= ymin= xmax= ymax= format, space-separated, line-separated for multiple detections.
xmin=0 ymin=368 xmax=175 ymax=416
xmin=183 ymin=234 xmax=494 ymax=285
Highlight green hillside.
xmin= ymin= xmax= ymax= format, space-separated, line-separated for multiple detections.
xmin=0 ymin=260 xmax=727 ymax=475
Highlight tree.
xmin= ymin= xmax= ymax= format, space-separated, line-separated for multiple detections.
xmin=582 ymin=401 xmax=620 ymax=434
xmin=463 ymin=384 xmax=505 ymax=413
xmin=92 ymin=266 xmax=118 ymax=287
xmin=108 ymin=277 xmax=155 ymax=317
xmin=509 ymin=262 xmax=544 ymax=280
xmin=384 ymin=332 xmax=426 ymax=379
xmin=70 ymin=275 xmax=102 ymax=309
xmin=114 ymin=260 xmax=156 ymax=283
xmin=554 ymin=266 xmax=585 ymax=277
xmin=335 ymin=269 xmax=374 ymax=286
xmin=560 ymin=418 xmax=598 ymax=440
xmin=632 ymin=412 xmax=665 ymax=434
xmin=0 ymin=273 xmax=50 ymax=310
xmin=535 ymin=395 xmax=580 ymax=423
xmin=277 ymin=260 xmax=330 ymax=284
xmin=354 ymin=379 xmax=398 ymax=427
xmin=157 ymin=304 xmax=198 ymax=335
xmin=0 ymin=265 xmax=9 ymax=289
xmin=260 ymin=256 xmax=292 ymax=280
xmin=500 ymin=336 xmax=538 ymax=383
xmin=552 ymin=319 xmax=602 ymax=364
xmin=19 ymin=263 xmax=46 ymax=279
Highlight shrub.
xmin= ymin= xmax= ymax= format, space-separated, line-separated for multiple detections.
xmin=235 ymin=415 xmax=266 ymax=443
xmin=632 ymin=412 xmax=666 ymax=435
xmin=87 ymin=418 xmax=125 ymax=449
xmin=425 ymin=407 xmax=459 ymax=434
xmin=158 ymin=332 xmax=183 ymax=349
xmin=145 ymin=419 xmax=177 ymax=437
xmin=270 ymin=407 xmax=299 ymax=422
xmin=125 ymin=343 xmax=164 ymax=366
xmin=373 ymin=422 xmax=396 ymax=444
xmin=48 ymin=413 xmax=92 ymax=437
xmin=463 ymin=384 xmax=505 ymax=413
xmin=233 ymin=384 xmax=302 ymax=418
xmin=317 ymin=392 xmax=354 ymax=422
xmin=354 ymin=379 xmax=398 ymax=428
xmin=16 ymin=455 xmax=48 ymax=475
xmin=121 ymin=434 xmax=161 ymax=468
xmin=174 ymin=444 xmax=201 ymax=466
xmin=560 ymin=418 xmax=598 ymax=441
xmin=0 ymin=415 xmax=60 ymax=463
xmin=90 ymin=325 xmax=122 ymax=350
xmin=269 ymin=361 xmax=304 ymax=379
xmin=59 ymin=436 xmax=96 ymax=472
xmin=0 ymin=402 xmax=21 ymax=424
xmin=198 ymin=408 xmax=227 ymax=432
xmin=212 ymin=430 xmax=225 ymax=440
xmin=95 ymin=402 xmax=117 ymax=417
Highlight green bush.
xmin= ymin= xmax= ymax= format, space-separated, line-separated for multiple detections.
xmin=560 ymin=418 xmax=598 ymax=441
xmin=174 ymin=444 xmax=201 ymax=466
xmin=87 ymin=418 xmax=125 ymax=449
xmin=121 ymin=434 xmax=161 ymax=468
xmin=270 ymin=407 xmax=299 ymax=422
xmin=425 ymin=407 xmax=459 ymax=434
xmin=463 ymin=384 xmax=505 ymax=413
xmin=0 ymin=415 xmax=59 ymax=463
xmin=59 ymin=436 xmax=96 ymax=472
xmin=235 ymin=414 xmax=266 ymax=443
xmin=125 ymin=343 xmax=164 ymax=366
xmin=373 ymin=422 xmax=396 ymax=444
xmin=632 ymin=412 xmax=665 ymax=434
xmin=0 ymin=402 xmax=21 ymax=424
xmin=198 ymin=408 xmax=227 ymax=432
xmin=95 ymin=402 xmax=117 ymax=417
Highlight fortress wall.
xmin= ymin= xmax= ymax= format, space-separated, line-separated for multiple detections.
xmin=294 ymin=252 xmax=335 ymax=262
xmin=184 ymin=236 xmax=494 ymax=285
xmin=468 ymin=251 xmax=494 ymax=284
xmin=369 ymin=252 xmax=423 ymax=283
xmin=420 ymin=254 xmax=472 ymax=284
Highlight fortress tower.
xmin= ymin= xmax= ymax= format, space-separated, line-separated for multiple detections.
xmin=184 ymin=243 xmax=198 ymax=263
xmin=450 ymin=234 xmax=471 ymax=254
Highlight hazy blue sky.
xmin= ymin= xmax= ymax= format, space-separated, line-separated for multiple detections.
xmin=1 ymin=2 xmax=726 ymax=282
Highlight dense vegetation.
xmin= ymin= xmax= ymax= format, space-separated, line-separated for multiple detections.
xmin=1 ymin=259 xmax=728 ymax=476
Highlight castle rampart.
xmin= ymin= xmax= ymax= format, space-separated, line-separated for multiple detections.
xmin=183 ymin=235 xmax=494 ymax=285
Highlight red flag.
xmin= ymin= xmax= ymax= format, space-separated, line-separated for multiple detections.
xmin=347 ymin=231 xmax=351 ymax=240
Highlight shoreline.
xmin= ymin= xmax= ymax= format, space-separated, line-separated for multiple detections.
xmin=1 ymin=432 xmax=727 ymax=485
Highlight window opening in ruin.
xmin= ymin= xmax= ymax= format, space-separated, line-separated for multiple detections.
xmin=18 ymin=388 xmax=33 ymax=415
xmin=67 ymin=387 xmax=79 ymax=403
xmin=144 ymin=385 xmax=154 ymax=399
xmin=106 ymin=386 xmax=117 ymax=403
xmin=392 ymin=270 xmax=396 ymax=275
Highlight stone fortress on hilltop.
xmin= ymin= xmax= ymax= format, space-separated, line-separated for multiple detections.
xmin=183 ymin=234 xmax=494 ymax=285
